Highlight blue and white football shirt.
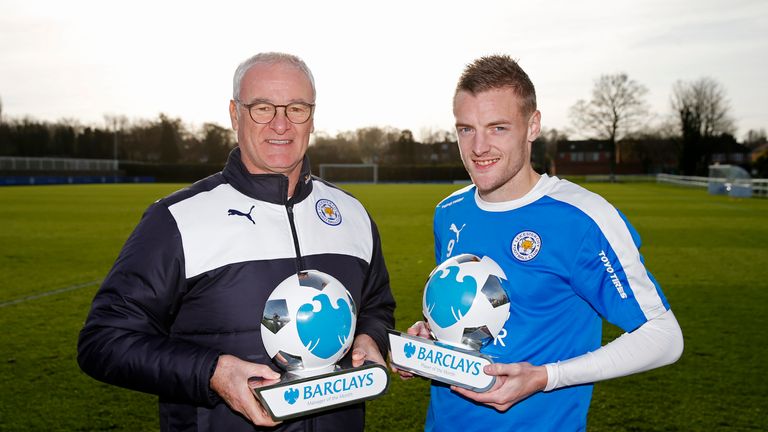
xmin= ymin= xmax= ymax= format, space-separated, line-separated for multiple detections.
xmin=425 ymin=174 xmax=670 ymax=432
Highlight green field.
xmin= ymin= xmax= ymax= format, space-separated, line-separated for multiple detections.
xmin=1 ymin=182 xmax=766 ymax=431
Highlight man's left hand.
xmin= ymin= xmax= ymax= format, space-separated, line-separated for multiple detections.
xmin=351 ymin=334 xmax=385 ymax=367
xmin=450 ymin=362 xmax=548 ymax=411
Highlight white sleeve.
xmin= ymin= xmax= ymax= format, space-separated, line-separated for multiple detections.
xmin=543 ymin=309 xmax=683 ymax=391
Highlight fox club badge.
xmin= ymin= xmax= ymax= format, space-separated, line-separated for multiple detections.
xmin=511 ymin=231 xmax=541 ymax=262
xmin=315 ymin=199 xmax=342 ymax=226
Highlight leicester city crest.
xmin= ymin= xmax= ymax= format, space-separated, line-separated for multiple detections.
xmin=316 ymin=199 xmax=342 ymax=226
xmin=511 ymin=231 xmax=541 ymax=262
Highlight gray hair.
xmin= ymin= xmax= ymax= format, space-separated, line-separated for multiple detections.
xmin=232 ymin=52 xmax=316 ymax=101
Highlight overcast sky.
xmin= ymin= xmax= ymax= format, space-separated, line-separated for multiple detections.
xmin=1 ymin=0 xmax=766 ymax=140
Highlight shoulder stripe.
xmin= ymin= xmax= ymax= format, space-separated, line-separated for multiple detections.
xmin=436 ymin=184 xmax=474 ymax=208
xmin=547 ymin=180 xmax=666 ymax=320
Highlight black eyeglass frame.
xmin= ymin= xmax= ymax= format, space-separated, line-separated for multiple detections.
xmin=235 ymin=99 xmax=316 ymax=124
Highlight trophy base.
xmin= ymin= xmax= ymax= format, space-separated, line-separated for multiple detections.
xmin=250 ymin=361 xmax=389 ymax=421
xmin=388 ymin=329 xmax=496 ymax=392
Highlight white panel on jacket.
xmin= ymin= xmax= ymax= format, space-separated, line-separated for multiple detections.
xmin=169 ymin=184 xmax=296 ymax=278
xmin=293 ymin=181 xmax=373 ymax=265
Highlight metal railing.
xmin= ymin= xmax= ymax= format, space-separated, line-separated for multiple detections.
xmin=583 ymin=174 xmax=657 ymax=183
xmin=749 ymin=179 xmax=768 ymax=198
xmin=657 ymin=173 xmax=768 ymax=198
xmin=0 ymin=156 xmax=118 ymax=172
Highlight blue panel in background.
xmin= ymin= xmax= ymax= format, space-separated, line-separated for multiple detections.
xmin=0 ymin=176 xmax=156 ymax=186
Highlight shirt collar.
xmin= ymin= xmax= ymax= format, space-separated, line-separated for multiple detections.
xmin=474 ymin=174 xmax=558 ymax=212
xmin=222 ymin=147 xmax=313 ymax=205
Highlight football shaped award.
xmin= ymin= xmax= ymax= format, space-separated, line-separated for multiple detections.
xmin=251 ymin=270 xmax=389 ymax=421
xmin=389 ymin=254 xmax=510 ymax=392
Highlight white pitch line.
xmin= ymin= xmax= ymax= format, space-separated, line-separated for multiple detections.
xmin=0 ymin=280 xmax=101 ymax=308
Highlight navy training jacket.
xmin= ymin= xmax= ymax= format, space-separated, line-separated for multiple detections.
xmin=77 ymin=148 xmax=396 ymax=431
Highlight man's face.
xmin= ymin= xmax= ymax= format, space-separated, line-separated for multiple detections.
xmin=229 ymin=62 xmax=314 ymax=178
xmin=453 ymin=88 xmax=541 ymax=202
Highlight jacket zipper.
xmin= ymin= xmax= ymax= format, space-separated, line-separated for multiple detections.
xmin=286 ymin=203 xmax=305 ymax=272
xmin=285 ymin=180 xmax=313 ymax=432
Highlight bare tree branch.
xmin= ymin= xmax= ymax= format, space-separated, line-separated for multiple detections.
xmin=671 ymin=77 xmax=734 ymax=138
xmin=671 ymin=77 xmax=735 ymax=175
xmin=569 ymin=73 xmax=649 ymax=179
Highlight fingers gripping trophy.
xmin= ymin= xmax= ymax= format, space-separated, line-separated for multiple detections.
xmin=252 ymin=271 xmax=389 ymax=421
xmin=389 ymin=254 xmax=511 ymax=391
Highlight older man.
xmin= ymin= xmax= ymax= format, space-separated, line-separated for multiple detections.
xmin=78 ymin=52 xmax=395 ymax=431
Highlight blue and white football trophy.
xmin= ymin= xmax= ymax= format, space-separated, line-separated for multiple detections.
xmin=251 ymin=270 xmax=389 ymax=421
xmin=389 ymin=254 xmax=510 ymax=392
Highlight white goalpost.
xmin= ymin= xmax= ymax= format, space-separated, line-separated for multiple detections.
xmin=318 ymin=163 xmax=379 ymax=183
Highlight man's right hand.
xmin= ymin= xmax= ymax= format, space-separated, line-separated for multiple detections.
xmin=210 ymin=354 xmax=282 ymax=427
xmin=391 ymin=321 xmax=432 ymax=379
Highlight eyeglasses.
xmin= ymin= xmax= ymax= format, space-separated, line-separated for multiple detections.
xmin=235 ymin=99 xmax=315 ymax=124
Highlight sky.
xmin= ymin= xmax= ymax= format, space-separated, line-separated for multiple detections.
xmin=1 ymin=0 xmax=766 ymax=141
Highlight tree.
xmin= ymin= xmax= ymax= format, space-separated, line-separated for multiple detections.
xmin=753 ymin=151 xmax=768 ymax=178
xmin=388 ymin=129 xmax=418 ymax=164
xmin=353 ymin=126 xmax=400 ymax=164
xmin=159 ymin=114 xmax=182 ymax=163
xmin=420 ymin=127 xmax=454 ymax=144
xmin=308 ymin=131 xmax=362 ymax=171
xmin=569 ymin=73 xmax=649 ymax=180
xmin=537 ymin=128 xmax=568 ymax=174
xmin=671 ymin=77 xmax=734 ymax=175
xmin=420 ymin=128 xmax=459 ymax=165
xmin=201 ymin=123 xmax=235 ymax=164
xmin=51 ymin=122 xmax=77 ymax=157
xmin=744 ymin=128 xmax=767 ymax=150
xmin=104 ymin=114 xmax=128 ymax=161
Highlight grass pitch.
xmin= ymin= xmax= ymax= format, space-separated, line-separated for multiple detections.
xmin=1 ymin=182 xmax=766 ymax=431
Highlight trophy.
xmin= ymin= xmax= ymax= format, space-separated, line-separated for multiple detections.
xmin=251 ymin=270 xmax=389 ymax=421
xmin=389 ymin=254 xmax=510 ymax=392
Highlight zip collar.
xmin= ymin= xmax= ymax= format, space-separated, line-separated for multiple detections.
xmin=222 ymin=147 xmax=313 ymax=205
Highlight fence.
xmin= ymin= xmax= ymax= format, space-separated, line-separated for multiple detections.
xmin=583 ymin=174 xmax=657 ymax=183
xmin=0 ymin=156 xmax=153 ymax=186
xmin=0 ymin=156 xmax=118 ymax=172
xmin=0 ymin=175 xmax=154 ymax=186
xmin=755 ymin=180 xmax=767 ymax=198
xmin=657 ymin=173 xmax=768 ymax=198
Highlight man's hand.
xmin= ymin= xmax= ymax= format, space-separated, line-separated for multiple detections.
xmin=351 ymin=334 xmax=385 ymax=367
xmin=406 ymin=320 xmax=431 ymax=339
xmin=210 ymin=354 xmax=282 ymax=427
xmin=391 ymin=321 xmax=432 ymax=379
xmin=450 ymin=362 xmax=548 ymax=411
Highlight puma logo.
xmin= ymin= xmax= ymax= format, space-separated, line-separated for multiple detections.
xmin=449 ymin=223 xmax=466 ymax=242
xmin=228 ymin=205 xmax=255 ymax=225
xmin=446 ymin=223 xmax=466 ymax=257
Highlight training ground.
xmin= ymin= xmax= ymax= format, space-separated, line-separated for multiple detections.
xmin=1 ymin=182 xmax=766 ymax=431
